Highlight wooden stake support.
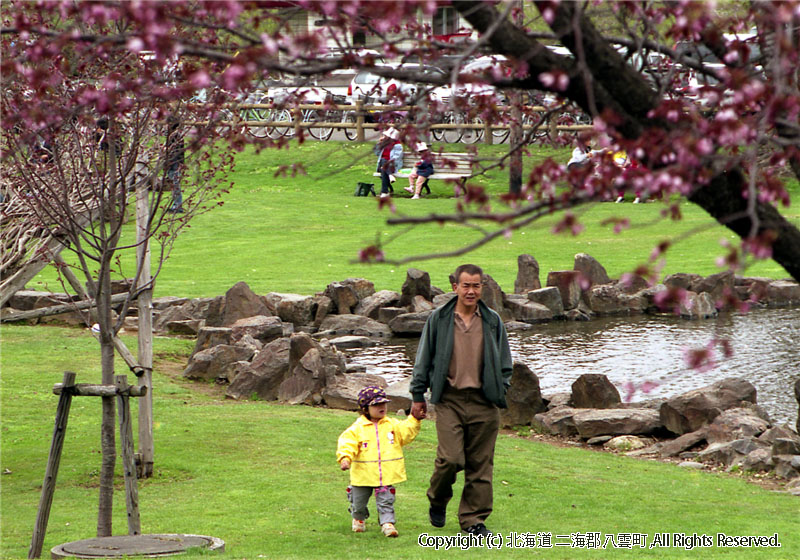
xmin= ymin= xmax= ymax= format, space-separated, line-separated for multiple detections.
xmin=29 ymin=373 xmax=147 ymax=559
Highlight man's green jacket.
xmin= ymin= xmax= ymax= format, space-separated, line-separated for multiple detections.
xmin=410 ymin=296 xmax=513 ymax=408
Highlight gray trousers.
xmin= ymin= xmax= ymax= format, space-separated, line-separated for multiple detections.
xmin=347 ymin=485 xmax=396 ymax=524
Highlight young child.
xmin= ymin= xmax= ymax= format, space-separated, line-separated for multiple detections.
xmin=404 ymin=142 xmax=435 ymax=199
xmin=337 ymin=386 xmax=423 ymax=537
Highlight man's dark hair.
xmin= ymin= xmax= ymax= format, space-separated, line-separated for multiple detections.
xmin=452 ymin=264 xmax=483 ymax=285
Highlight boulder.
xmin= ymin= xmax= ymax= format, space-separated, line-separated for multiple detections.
xmin=573 ymin=408 xmax=662 ymax=438
xmin=758 ymin=424 xmax=800 ymax=445
xmin=313 ymin=295 xmax=334 ymax=327
xmin=432 ymin=292 xmax=457 ymax=308
xmin=772 ymin=455 xmax=800 ymax=479
xmin=182 ymin=344 xmax=256 ymax=383
xmin=192 ymin=327 xmax=233 ymax=354
xmin=690 ymin=271 xmax=735 ymax=307
xmin=410 ymin=295 xmax=435 ymax=313
xmin=318 ymin=314 xmax=392 ymax=338
xmin=772 ymin=438 xmax=800 ymax=456
xmin=501 ymin=362 xmax=546 ymax=427
xmin=505 ymin=321 xmax=535 ymax=332
xmin=8 ymin=290 xmax=73 ymax=310
xmin=324 ymin=282 xmax=359 ymax=314
xmin=220 ymin=282 xmax=271 ymax=327
xmin=514 ymin=254 xmax=541 ymax=294
xmin=399 ymin=268 xmax=432 ymax=307
xmin=278 ymin=333 xmax=347 ymax=405
xmin=388 ymin=311 xmax=432 ymax=335
xmin=706 ymin=407 xmax=770 ymax=443
xmin=153 ymin=302 xmax=195 ymax=333
xmin=225 ymin=338 xmax=291 ymax=400
xmin=329 ymin=335 xmax=379 ymax=349
xmin=617 ymin=274 xmax=650 ymax=294
xmin=526 ymin=287 xmax=564 ymax=317
xmin=679 ymin=291 xmax=717 ymax=319
xmin=766 ymin=280 xmax=800 ymax=307
xmin=378 ymin=307 xmax=408 ymax=324
xmin=230 ymin=315 xmax=285 ymax=344
xmin=663 ymin=273 xmax=703 ymax=291
xmin=586 ymin=284 xmax=646 ymax=315
xmin=152 ymin=296 xmax=190 ymax=310
xmin=164 ymin=319 xmax=203 ymax=336
xmin=569 ymin=374 xmax=621 ymax=409
xmin=544 ymin=392 xmax=571 ymax=410
xmin=697 ymin=438 xmax=768 ymax=467
xmin=532 ymin=406 xmax=579 ymax=437
xmin=354 ymin=290 xmax=401 ymax=319
xmin=199 ymin=296 xmax=226 ymax=327
xmin=384 ymin=377 xmax=413 ymax=413
xmin=797 ymin=378 xmax=800 ymax=434
xmin=604 ymin=435 xmax=648 ymax=452
xmin=503 ymin=295 xmax=553 ymax=323
xmin=659 ymin=378 xmax=758 ymax=435
xmin=322 ymin=372 xmax=388 ymax=411
xmin=739 ymin=447 xmax=773 ymax=472
xmin=659 ymin=428 xmax=708 ymax=458
xmin=546 ymin=271 xmax=581 ymax=311
xmin=265 ymin=293 xmax=316 ymax=326
xmin=574 ymin=253 xmax=611 ymax=286
xmin=481 ymin=274 xmax=508 ymax=320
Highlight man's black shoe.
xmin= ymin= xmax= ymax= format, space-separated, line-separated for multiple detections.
xmin=465 ymin=523 xmax=491 ymax=537
xmin=429 ymin=505 xmax=446 ymax=528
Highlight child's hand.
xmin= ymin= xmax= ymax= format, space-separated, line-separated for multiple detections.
xmin=340 ymin=459 xmax=351 ymax=470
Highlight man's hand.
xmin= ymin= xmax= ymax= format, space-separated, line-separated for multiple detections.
xmin=340 ymin=458 xmax=351 ymax=470
xmin=410 ymin=401 xmax=427 ymax=420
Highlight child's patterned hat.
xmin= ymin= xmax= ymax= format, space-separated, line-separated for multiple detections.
xmin=358 ymin=386 xmax=391 ymax=409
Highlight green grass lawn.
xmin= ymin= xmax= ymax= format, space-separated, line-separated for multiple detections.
xmin=1 ymin=324 xmax=798 ymax=559
xmin=28 ymin=140 xmax=800 ymax=298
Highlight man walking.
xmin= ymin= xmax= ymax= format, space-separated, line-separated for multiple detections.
xmin=409 ymin=264 xmax=513 ymax=537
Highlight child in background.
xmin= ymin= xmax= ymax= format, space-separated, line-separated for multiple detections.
xmin=337 ymin=386 xmax=424 ymax=537
xmin=404 ymin=142 xmax=435 ymax=199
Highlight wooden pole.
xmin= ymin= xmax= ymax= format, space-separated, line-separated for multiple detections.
xmin=29 ymin=372 xmax=76 ymax=559
xmin=135 ymin=174 xmax=154 ymax=478
xmin=115 ymin=376 xmax=141 ymax=535
xmin=355 ymin=100 xmax=365 ymax=143
xmin=53 ymin=383 xmax=147 ymax=397
xmin=1 ymin=293 xmax=129 ymax=323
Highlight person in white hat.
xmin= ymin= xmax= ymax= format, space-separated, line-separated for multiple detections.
xmin=373 ymin=128 xmax=404 ymax=198
xmin=404 ymin=141 xmax=434 ymax=199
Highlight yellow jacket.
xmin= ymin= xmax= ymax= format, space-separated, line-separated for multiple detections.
xmin=337 ymin=414 xmax=421 ymax=487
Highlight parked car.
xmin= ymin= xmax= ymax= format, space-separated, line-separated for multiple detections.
xmin=346 ymin=64 xmax=450 ymax=105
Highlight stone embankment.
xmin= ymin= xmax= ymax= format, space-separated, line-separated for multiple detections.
xmin=5 ymin=253 xmax=800 ymax=492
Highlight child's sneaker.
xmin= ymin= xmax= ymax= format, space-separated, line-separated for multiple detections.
xmin=352 ymin=519 xmax=366 ymax=533
xmin=381 ymin=522 xmax=398 ymax=537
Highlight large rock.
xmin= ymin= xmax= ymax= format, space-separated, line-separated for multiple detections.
xmin=481 ymin=274 xmax=508 ymax=320
xmin=659 ymin=428 xmax=708 ymax=458
xmin=378 ymin=307 xmax=407 ymax=324
xmin=697 ymin=438 xmax=768 ymax=467
xmin=388 ymin=311 xmax=432 ymax=335
xmin=354 ymin=290 xmax=401 ymax=319
xmin=182 ymin=344 xmax=255 ymax=383
xmin=574 ymin=253 xmax=611 ymax=286
xmin=796 ymin=378 xmax=800 ymax=434
xmin=586 ymin=284 xmax=646 ymax=315
xmin=225 ymin=338 xmax=291 ymax=400
xmin=325 ymin=278 xmax=376 ymax=314
xmin=514 ymin=254 xmax=541 ymax=294
xmin=532 ymin=407 xmax=579 ymax=437
xmin=399 ymin=268 xmax=432 ymax=307
xmin=318 ymin=314 xmax=392 ymax=338
xmin=766 ymin=280 xmax=800 ymax=307
xmin=192 ymin=327 xmax=233 ymax=354
xmin=690 ymin=271 xmax=735 ymax=307
xmin=277 ymin=333 xmax=347 ymax=405
xmin=573 ymin=408 xmax=663 ymax=438
xmin=8 ymin=290 xmax=73 ymax=310
xmin=705 ymin=407 xmax=770 ymax=443
xmin=546 ymin=271 xmax=581 ymax=311
xmin=501 ymin=362 xmax=546 ymax=427
xmin=410 ymin=295 xmax=435 ymax=313
xmin=265 ymin=293 xmax=317 ymax=326
xmin=663 ymin=273 xmax=703 ymax=291
xmin=503 ymin=295 xmax=553 ymax=323
xmin=220 ymin=282 xmax=271 ymax=327
xmin=569 ymin=374 xmax=621 ymax=409
xmin=322 ymin=373 xmax=388 ymax=411
xmin=527 ymin=287 xmax=564 ymax=317
xmin=230 ymin=315 xmax=286 ymax=344
xmin=678 ymin=291 xmax=718 ymax=319
xmin=660 ymin=378 xmax=758 ymax=435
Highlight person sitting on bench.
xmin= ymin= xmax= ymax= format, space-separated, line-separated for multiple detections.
xmin=404 ymin=142 xmax=435 ymax=199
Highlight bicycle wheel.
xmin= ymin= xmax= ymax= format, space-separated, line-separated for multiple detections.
xmin=461 ymin=116 xmax=484 ymax=144
xmin=442 ymin=112 xmax=464 ymax=144
xmin=316 ymin=111 xmax=335 ymax=141
xmin=272 ymin=108 xmax=294 ymax=138
xmin=342 ymin=111 xmax=358 ymax=141
xmin=243 ymin=108 xmax=269 ymax=138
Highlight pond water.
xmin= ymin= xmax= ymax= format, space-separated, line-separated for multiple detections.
xmin=342 ymin=307 xmax=800 ymax=426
